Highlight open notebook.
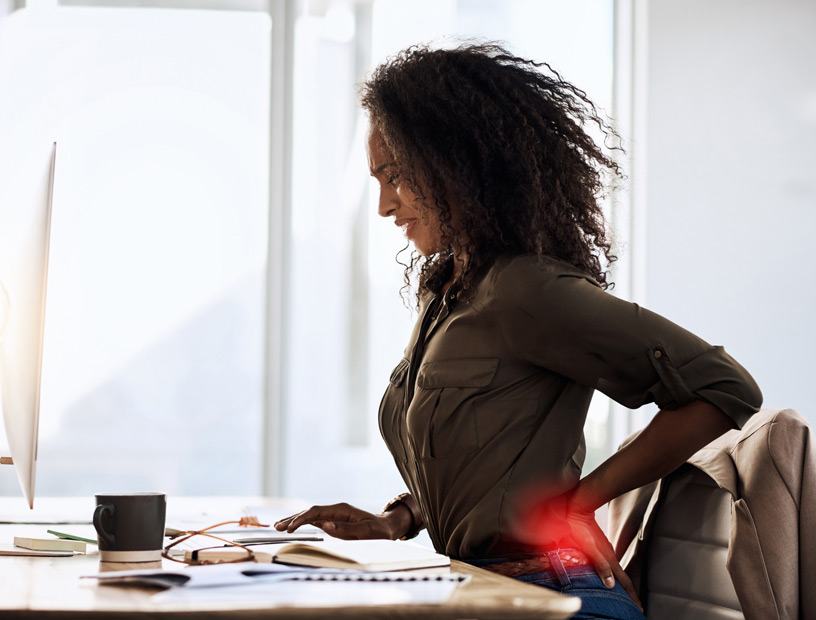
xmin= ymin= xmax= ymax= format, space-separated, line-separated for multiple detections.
xmin=187 ymin=538 xmax=450 ymax=572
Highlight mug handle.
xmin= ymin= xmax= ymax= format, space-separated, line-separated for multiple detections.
xmin=93 ymin=504 xmax=116 ymax=547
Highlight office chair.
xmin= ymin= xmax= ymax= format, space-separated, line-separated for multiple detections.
xmin=608 ymin=408 xmax=816 ymax=620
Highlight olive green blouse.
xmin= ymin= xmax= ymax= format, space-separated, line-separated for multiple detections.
xmin=377 ymin=254 xmax=762 ymax=560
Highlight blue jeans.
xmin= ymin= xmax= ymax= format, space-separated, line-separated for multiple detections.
xmin=468 ymin=550 xmax=646 ymax=620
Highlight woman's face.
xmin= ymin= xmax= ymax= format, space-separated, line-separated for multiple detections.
xmin=367 ymin=128 xmax=443 ymax=257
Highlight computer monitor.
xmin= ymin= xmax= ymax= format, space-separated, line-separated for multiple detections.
xmin=0 ymin=142 xmax=56 ymax=509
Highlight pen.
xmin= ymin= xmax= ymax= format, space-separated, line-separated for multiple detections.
xmin=47 ymin=529 xmax=97 ymax=545
xmin=232 ymin=535 xmax=324 ymax=544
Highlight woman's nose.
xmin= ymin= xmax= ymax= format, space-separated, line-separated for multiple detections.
xmin=377 ymin=188 xmax=397 ymax=218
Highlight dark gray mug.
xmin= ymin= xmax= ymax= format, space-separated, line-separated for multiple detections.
xmin=93 ymin=493 xmax=167 ymax=562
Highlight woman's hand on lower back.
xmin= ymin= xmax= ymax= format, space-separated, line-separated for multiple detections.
xmin=523 ymin=490 xmax=642 ymax=611
xmin=562 ymin=502 xmax=643 ymax=611
xmin=565 ymin=401 xmax=736 ymax=612
xmin=274 ymin=502 xmax=411 ymax=540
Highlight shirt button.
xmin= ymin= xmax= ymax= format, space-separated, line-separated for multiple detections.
xmin=653 ymin=350 xmax=663 ymax=359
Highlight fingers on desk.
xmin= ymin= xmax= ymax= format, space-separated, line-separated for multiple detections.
xmin=274 ymin=503 xmax=353 ymax=533
xmin=274 ymin=503 xmax=391 ymax=540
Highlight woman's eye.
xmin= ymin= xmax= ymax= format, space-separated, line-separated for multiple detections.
xmin=387 ymin=172 xmax=400 ymax=186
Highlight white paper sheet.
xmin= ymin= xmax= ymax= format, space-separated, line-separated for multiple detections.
xmin=151 ymin=570 xmax=468 ymax=606
xmin=153 ymin=578 xmax=462 ymax=606
xmin=85 ymin=562 xmax=468 ymax=606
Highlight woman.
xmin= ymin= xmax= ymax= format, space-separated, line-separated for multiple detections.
xmin=275 ymin=43 xmax=762 ymax=619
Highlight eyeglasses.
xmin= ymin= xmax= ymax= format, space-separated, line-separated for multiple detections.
xmin=162 ymin=516 xmax=270 ymax=565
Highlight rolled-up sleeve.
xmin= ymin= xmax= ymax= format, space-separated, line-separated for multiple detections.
xmin=496 ymin=258 xmax=762 ymax=428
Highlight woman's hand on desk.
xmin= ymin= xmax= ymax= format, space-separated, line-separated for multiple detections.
xmin=274 ymin=502 xmax=412 ymax=540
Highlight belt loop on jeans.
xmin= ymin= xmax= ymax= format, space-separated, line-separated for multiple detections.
xmin=546 ymin=549 xmax=571 ymax=588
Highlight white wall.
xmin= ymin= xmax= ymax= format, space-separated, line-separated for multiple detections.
xmin=642 ymin=0 xmax=816 ymax=421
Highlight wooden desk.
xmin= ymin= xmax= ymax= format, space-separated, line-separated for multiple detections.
xmin=0 ymin=497 xmax=581 ymax=619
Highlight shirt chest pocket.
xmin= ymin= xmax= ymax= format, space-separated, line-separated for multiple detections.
xmin=378 ymin=358 xmax=410 ymax=463
xmin=408 ymin=358 xmax=499 ymax=460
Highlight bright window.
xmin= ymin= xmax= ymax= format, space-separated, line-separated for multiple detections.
xmin=0 ymin=4 xmax=270 ymax=496
xmin=284 ymin=0 xmax=615 ymax=510
xmin=0 ymin=1 xmax=616 ymax=507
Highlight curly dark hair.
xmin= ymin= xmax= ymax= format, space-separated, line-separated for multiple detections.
xmin=360 ymin=42 xmax=623 ymax=303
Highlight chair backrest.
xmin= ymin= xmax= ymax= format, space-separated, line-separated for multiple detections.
xmin=642 ymin=464 xmax=743 ymax=620
xmin=612 ymin=409 xmax=815 ymax=620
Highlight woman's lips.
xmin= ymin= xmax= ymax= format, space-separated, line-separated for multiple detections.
xmin=395 ymin=218 xmax=417 ymax=236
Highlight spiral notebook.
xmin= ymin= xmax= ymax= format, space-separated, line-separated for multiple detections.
xmin=85 ymin=562 xmax=469 ymax=606
xmin=87 ymin=563 xmax=466 ymax=590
